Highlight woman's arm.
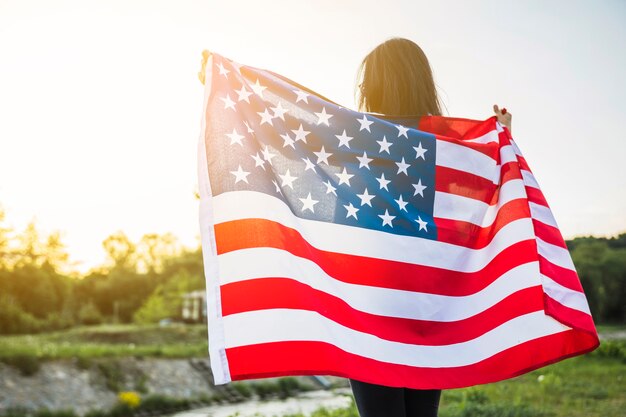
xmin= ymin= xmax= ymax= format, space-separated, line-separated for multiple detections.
xmin=198 ymin=50 xmax=212 ymax=85
xmin=493 ymin=104 xmax=512 ymax=135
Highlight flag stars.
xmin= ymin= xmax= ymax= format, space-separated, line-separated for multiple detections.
xmin=301 ymin=157 xmax=316 ymax=172
xmin=280 ymin=133 xmax=295 ymax=148
xmin=257 ymin=108 xmax=275 ymax=125
xmin=251 ymin=152 xmax=265 ymax=170
xmin=396 ymin=124 xmax=409 ymax=138
xmin=413 ymin=142 xmax=428 ymax=160
xmin=377 ymin=135 xmax=393 ymax=154
xmin=415 ymin=216 xmax=428 ymax=231
xmin=356 ymin=151 xmax=373 ymax=169
xmin=376 ymin=173 xmax=391 ymax=191
xmin=261 ymin=146 xmax=276 ymax=164
xmin=226 ymin=128 xmax=245 ymax=146
xmin=314 ymin=146 xmax=332 ymax=165
xmin=217 ymin=62 xmax=230 ymax=77
xmin=220 ymin=94 xmax=236 ymax=111
xmin=335 ymin=129 xmax=354 ymax=148
xmin=396 ymin=157 xmax=410 ymax=175
xmin=356 ymin=188 xmax=375 ymax=207
xmin=271 ymin=101 xmax=289 ymax=121
xmin=335 ymin=167 xmax=354 ymax=186
xmin=323 ymin=180 xmax=337 ymax=195
xmin=357 ymin=114 xmax=374 ymax=132
xmin=394 ymin=194 xmax=408 ymax=212
xmin=378 ymin=209 xmax=396 ymax=227
xmin=292 ymin=124 xmax=310 ymax=143
xmin=279 ymin=169 xmax=298 ymax=189
xmin=344 ymin=202 xmax=359 ymax=220
xmin=230 ymin=165 xmax=250 ymax=184
xmin=271 ymin=180 xmax=283 ymax=195
xmin=412 ymin=179 xmax=427 ymax=197
xmin=299 ymin=192 xmax=319 ymax=213
xmin=235 ymin=85 xmax=253 ymax=103
xmin=294 ymin=89 xmax=309 ymax=103
xmin=251 ymin=79 xmax=267 ymax=98
xmin=315 ymin=106 xmax=333 ymax=126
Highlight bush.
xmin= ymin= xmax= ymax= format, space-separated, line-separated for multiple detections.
xmin=0 ymin=294 xmax=44 ymax=334
xmin=3 ymin=354 xmax=41 ymax=376
xmin=78 ymin=301 xmax=104 ymax=325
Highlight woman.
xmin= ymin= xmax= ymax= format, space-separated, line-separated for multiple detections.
xmin=197 ymin=38 xmax=512 ymax=417
xmin=348 ymin=37 xmax=512 ymax=417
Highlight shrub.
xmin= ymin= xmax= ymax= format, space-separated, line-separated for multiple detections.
xmin=3 ymin=354 xmax=41 ymax=376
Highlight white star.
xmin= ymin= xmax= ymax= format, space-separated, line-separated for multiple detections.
xmin=413 ymin=142 xmax=428 ymax=160
xmin=280 ymin=133 xmax=295 ymax=148
xmin=251 ymin=79 xmax=267 ymax=98
xmin=376 ymin=135 xmax=393 ymax=154
xmin=396 ymin=157 xmax=410 ymax=175
xmin=412 ymin=179 xmax=427 ymax=197
xmin=356 ymin=188 xmax=375 ymax=207
xmin=271 ymin=179 xmax=283 ymax=195
xmin=344 ymin=202 xmax=359 ymax=219
xmin=226 ymin=128 xmax=245 ymax=146
xmin=378 ymin=209 xmax=396 ymax=227
xmin=271 ymin=101 xmax=289 ymax=121
xmin=294 ymin=89 xmax=309 ymax=103
xmin=279 ymin=169 xmax=298 ymax=189
xmin=394 ymin=194 xmax=408 ymax=212
xmin=357 ymin=115 xmax=374 ymax=132
xmin=314 ymin=106 xmax=333 ymax=126
xmin=301 ymin=157 xmax=316 ymax=172
xmin=335 ymin=167 xmax=354 ymax=186
xmin=323 ymin=180 xmax=337 ymax=195
xmin=243 ymin=121 xmax=254 ymax=134
xmin=251 ymin=152 xmax=265 ymax=170
xmin=261 ymin=146 xmax=276 ymax=164
xmin=299 ymin=192 xmax=319 ymax=213
xmin=376 ymin=173 xmax=391 ymax=191
xmin=235 ymin=85 xmax=253 ymax=103
xmin=230 ymin=165 xmax=249 ymax=184
xmin=335 ymin=129 xmax=354 ymax=148
xmin=292 ymin=124 xmax=310 ymax=143
xmin=313 ymin=146 xmax=332 ymax=165
xmin=257 ymin=108 xmax=275 ymax=125
xmin=415 ymin=216 xmax=428 ymax=231
xmin=217 ymin=62 xmax=230 ymax=77
xmin=220 ymin=94 xmax=236 ymax=111
xmin=396 ymin=124 xmax=409 ymax=138
xmin=356 ymin=151 xmax=373 ymax=169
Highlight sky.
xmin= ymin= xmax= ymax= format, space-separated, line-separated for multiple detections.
xmin=0 ymin=0 xmax=624 ymax=274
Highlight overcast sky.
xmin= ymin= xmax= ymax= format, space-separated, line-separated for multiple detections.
xmin=1 ymin=0 xmax=624 ymax=273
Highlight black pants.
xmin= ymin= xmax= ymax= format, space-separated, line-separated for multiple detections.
xmin=349 ymin=378 xmax=442 ymax=417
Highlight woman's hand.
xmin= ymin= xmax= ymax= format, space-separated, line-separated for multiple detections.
xmin=198 ymin=49 xmax=212 ymax=85
xmin=493 ymin=104 xmax=512 ymax=134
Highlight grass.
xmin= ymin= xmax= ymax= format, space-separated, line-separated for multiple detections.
xmin=0 ymin=323 xmax=208 ymax=363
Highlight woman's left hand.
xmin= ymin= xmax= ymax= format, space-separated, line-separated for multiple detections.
xmin=493 ymin=104 xmax=512 ymax=134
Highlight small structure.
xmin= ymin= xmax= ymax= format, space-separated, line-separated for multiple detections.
xmin=181 ymin=290 xmax=207 ymax=323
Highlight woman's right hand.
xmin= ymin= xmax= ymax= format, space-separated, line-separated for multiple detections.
xmin=493 ymin=104 xmax=512 ymax=134
xmin=198 ymin=50 xmax=212 ymax=85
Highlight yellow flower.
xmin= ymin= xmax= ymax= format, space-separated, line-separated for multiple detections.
xmin=118 ymin=391 xmax=141 ymax=408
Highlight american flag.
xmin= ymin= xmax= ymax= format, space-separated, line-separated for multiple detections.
xmin=197 ymin=51 xmax=600 ymax=389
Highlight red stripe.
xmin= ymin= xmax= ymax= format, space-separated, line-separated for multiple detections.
xmin=533 ymin=219 xmax=568 ymax=249
xmin=538 ymin=254 xmax=583 ymax=292
xmin=526 ymin=185 xmax=549 ymax=207
xmin=434 ymin=198 xmax=531 ymax=249
xmin=215 ymin=219 xmax=538 ymax=296
xmin=225 ymin=329 xmax=599 ymax=389
xmin=543 ymin=293 xmax=598 ymax=335
xmin=220 ymin=278 xmax=545 ymax=345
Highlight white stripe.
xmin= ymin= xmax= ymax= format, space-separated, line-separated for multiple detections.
xmin=219 ymin=248 xmax=542 ymax=321
xmin=540 ymin=274 xmax=591 ymax=315
xmin=536 ymin=236 xmax=576 ymax=271
xmin=463 ymin=129 xmax=500 ymax=144
xmin=213 ymin=191 xmax=536 ymax=272
xmin=530 ymin=201 xmax=558 ymax=228
xmin=197 ymin=52 xmax=231 ymax=385
xmin=434 ymin=178 xmax=527 ymax=227
xmin=521 ymin=170 xmax=540 ymax=189
xmin=436 ymin=140 xmax=499 ymax=182
xmin=500 ymin=144 xmax=518 ymax=165
xmin=222 ymin=309 xmax=571 ymax=367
